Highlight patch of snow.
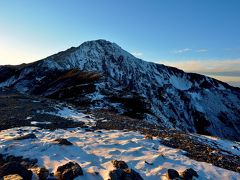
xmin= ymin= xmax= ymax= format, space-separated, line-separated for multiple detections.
xmin=36 ymin=76 xmax=46 ymax=81
xmin=169 ymin=76 xmax=192 ymax=90
xmin=87 ymin=92 xmax=105 ymax=101
xmin=0 ymin=76 xmax=15 ymax=87
xmin=191 ymin=134 xmax=240 ymax=156
xmin=32 ymin=100 xmax=41 ymax=103
xmin=31 ymin=121 xmax=52 ymax=125
xmin=43 ymin=106 xmax=95 ymax=126
xmin=41 ymin=59 xmax=63 ymax=70
xmin=188 ymin=92 xmax=204 ymax=112
xmin=189 ymin=92 xmax=202 ymax=101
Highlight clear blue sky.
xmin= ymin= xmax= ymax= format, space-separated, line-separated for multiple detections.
xmin=0 ymin=0 xmax=240 ymax=85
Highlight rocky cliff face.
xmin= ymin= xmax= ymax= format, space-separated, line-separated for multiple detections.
xmin=1 ymin=39 xmax=240 ymax=140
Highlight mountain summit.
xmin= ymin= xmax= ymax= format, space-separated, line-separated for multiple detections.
xmin=0 ymin=40 xmax=240 ymax=140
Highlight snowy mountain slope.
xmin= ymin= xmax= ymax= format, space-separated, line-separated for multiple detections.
xmin=0 ymin=39 xmax=240 ymax=141
xmin=0 ymin=126 xmax=239 ymax=180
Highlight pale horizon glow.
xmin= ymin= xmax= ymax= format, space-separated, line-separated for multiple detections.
xmin=159 ymin=59 xmax=240 ymax=87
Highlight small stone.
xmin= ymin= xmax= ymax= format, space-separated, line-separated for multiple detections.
xmin=12 ymin=133 xmax=37 ymax=140
xmin=167 ymin=169 xmax=179 ymax=179
xmin=144 ymin=160 xmax=153 ymax=165
xmin=84 ymin=115 xmax=91 ymax=119
xmin=54 ymin=138 xmax=73 ymax=145
xmin=84 ymin=128 xmax=95 ymax=132
xmin=182 ymin=168 xmax=198 ymax=180
xmin=144 ymin=134 xmax=153 ymax=139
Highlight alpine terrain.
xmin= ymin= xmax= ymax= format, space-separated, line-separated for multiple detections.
xmin=0 ymin=40 xmax=240 ymax=180
xmin=0 ymin=39 xmax=239 ymax=141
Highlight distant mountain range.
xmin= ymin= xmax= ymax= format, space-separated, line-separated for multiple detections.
xmin=0 ymin=39 xmax=239 ymax=141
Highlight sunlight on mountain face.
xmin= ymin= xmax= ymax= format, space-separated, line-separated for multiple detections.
xmin=160 ymin=60 xmax=240 ymax=87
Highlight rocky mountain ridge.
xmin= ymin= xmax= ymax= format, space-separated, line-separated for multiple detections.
xmin=0 ymin=39 xmax=240 ymax=141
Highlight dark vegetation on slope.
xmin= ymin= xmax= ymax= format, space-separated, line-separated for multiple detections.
xmin=0 ymin=90 xmax=84 ymax=130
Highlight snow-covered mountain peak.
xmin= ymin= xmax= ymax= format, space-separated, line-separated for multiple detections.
xmin=79 ymin=39 xmax=123 ymax=52
xmin=0 ymin=40 xmax=240 ymax=141
xmin=39 ymin=39 xmax=141 ymax=71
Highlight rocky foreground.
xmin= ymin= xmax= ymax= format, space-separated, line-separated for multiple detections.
xmin=0 ymin=126 xmax=239 ymax=180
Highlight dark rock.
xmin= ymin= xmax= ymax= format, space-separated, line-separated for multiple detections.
xmin=123 ymin=168 xmax=143 ymax=180
xmin=12 ymin=133 xmax=37 ymax=140
xmin=84 ymin=127 xmax=95 ymax=132
xmin=84 ymin=115 xmax=91 ymax=119
xmin=0 ymin=162 xmax=32 ymax=180
xmin=55 ymin=161 xmax=83 ymax=180
xmin=0 ymin=154 xmax=3 ymax=166
xmin=144 ymin=134 xmax=153 ymax=139
xmin=1 ymin=154 xmax=37 ymax=168
xmin=167 ymin=169 xmax=179 ymax=179
xmin=47 ymin=172 xmax=57 ymax=180
xmin=109 ymin=168 xmax=143 ymax=180
xmin=182 ymin=168 xmax=198 ymax=180
xmin=6 ymin=155 xmax=22 ymax=162
xmin=144 ymin=160 xmax=153 ymax=165
xmin=37 ymin=167 xmax=49 ymax=180
xmin=109 ymin=160 xmax=143 ymax=180
xmin=20 ymin=158 xmax=38 ymax=168
xmin=109 ymin=169 xmax=124 ymax=180
xmin=111 ymin=160 xmax=128 ymax=169
xmin=54 ymin=138 xmax=73 ymax=145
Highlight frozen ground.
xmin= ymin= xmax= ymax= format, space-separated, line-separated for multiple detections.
xmin=0 ymin=126 xmax=239 ymax=180
xmin=41 ymin=105 xmax=96 ymax=126
xmin=190 ymin=133 xmax=240 ymax=156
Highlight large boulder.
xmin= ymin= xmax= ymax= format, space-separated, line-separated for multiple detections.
xmin=109 ymin=168 xmax=143 ymax=180
xmin=109 ymin=160 xmax=143 ymax=180
xmin=109 ymin=169 xmax=124 ymax=180
xmin=0 ymin=162 xmax=32 ymax=180
xmin=166 ymin=169 xmax=179 ymax=179
xmin=37 ymin=167 xmax=49 ymax=180
xmin=55 ymin=162 xmax=83 ymax=180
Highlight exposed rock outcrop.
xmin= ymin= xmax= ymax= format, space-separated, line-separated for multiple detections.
xmin=55 ymin=162 xmax=83 ymax=180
